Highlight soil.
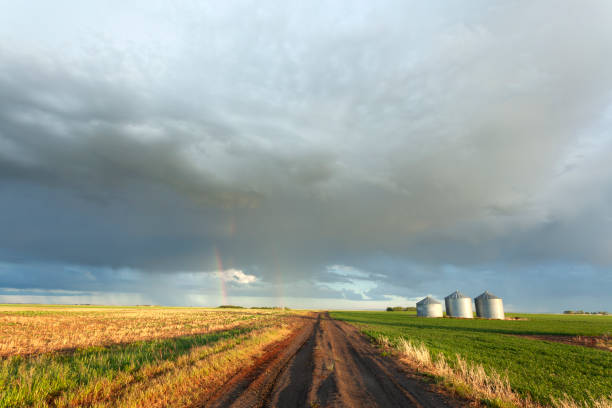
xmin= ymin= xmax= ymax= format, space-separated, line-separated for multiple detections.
xmin=204 ymin=313 xmax=462 ymax=408
xmin=511 ymin=334 xmax=612 ymax=352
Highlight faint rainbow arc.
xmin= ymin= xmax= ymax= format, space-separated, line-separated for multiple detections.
xmin=214 ymin=246 xmax=228 ymax=305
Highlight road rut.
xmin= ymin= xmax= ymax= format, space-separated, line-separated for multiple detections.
xmin=206 ymin=313 xmax=459 ymax=408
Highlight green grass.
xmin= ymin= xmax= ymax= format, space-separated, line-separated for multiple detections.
xmin=331 ymin=311 xmax=612 ymax=406
xmin=0 ymin=325 xmax=262 ymax=407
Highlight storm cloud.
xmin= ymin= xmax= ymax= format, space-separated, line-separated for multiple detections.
xmin=1 ymin=1 xmax=612 ymax=311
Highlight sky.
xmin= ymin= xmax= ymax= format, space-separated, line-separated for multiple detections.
xmin=1 ymin=1 xmax=612 ymax=312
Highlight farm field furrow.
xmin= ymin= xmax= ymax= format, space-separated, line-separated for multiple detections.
xmin=330 ymin=311 xmax=612 ymax=407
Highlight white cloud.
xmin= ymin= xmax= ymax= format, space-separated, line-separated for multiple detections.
xmin=217 ymin=269 xmax=257 ymax=285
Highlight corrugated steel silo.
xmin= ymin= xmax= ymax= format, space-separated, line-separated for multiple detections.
xmin=444 ymin=291 xmax=473 ymax=318
xmin=474 ymin=291 xmax=504 ymax=319
xmin=416 ymin=296 xmax=443 ymax=318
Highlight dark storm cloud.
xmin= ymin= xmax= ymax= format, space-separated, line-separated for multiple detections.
xmin=1 ymin=1 xmax=612 ymax=309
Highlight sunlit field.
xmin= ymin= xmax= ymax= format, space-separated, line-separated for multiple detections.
xmin=331 ymin=311 xmax=612 ymax=407
xmin=0 ymin=304 xmax=291 ymax=356
xmin=0 ymin=305 xmax=304 ymax=408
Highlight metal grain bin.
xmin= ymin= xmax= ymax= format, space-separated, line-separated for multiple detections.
xmin=474 ymin=291 xmax=504 ymax=319
xmin=444 ymin=290 xmax=473 ymax=318
xmin=416 ymin=296 xmax=443 ymax=318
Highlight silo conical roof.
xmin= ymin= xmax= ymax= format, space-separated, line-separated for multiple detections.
xmin=475 ymin=291 xmax=501 ymax=300
xmin=417 ymin=296 xmax=441 ymax=305
xmin=445 ymin=290 xmax=469 ymax=299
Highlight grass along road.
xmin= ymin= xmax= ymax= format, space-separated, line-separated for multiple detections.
xmin=330 ymin=311 xmax=612 ymax=407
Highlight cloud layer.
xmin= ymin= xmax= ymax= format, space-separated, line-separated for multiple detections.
xmin=1 ymin=1 xmax=612 ymax=311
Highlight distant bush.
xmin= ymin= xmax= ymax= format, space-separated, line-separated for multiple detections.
xmin=217 ymin=305 xmax=291 ymax=310
xmin=563 ymin=310 xmax=608 ymax=315
xmin=386 ymin=306 xmax=417 ymax=312
xmin=251 ymin=306 xmax=291 ymax=310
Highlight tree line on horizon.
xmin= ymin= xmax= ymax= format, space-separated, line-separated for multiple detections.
xmin=386 ymin=306 xmax=417 ymax=312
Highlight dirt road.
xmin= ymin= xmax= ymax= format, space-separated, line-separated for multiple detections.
xmin=205 ymin=313 xmax=459 ymax=408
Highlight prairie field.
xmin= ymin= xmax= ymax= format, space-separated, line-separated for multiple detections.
xmin=0 ymin=305 xmax=304 ymax=408
xmin=331 ymin=311 xmax=612 ymax=407
xmin=0 ymin=304 xmax=287 ymax=356
xmin=2 ymin=306 xmax=610 ymax=408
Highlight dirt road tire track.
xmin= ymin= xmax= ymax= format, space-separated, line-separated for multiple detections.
xmin=205 ymin=314 xmax=319 ymax=408
xmin=205 ymin=313 xmax=460 ymax=408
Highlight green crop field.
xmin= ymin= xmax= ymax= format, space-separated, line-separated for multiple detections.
xmin=330 ymin=311 xmax=612 ymax=407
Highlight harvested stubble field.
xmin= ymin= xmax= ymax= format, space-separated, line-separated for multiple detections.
xmin=0 ymin=305 xmax=284 ymax=356
xmin=331 ymin=311 xmax=612 ymax=408
xmin=0 ymin=305 xmax=304 ymax=407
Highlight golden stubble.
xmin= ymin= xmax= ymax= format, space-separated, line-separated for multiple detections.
xmin=0 ymin=306 xmax=293 ymax=356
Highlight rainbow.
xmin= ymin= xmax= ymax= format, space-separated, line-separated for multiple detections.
xmin=214 ymin=246 xmax=228 ymax=305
